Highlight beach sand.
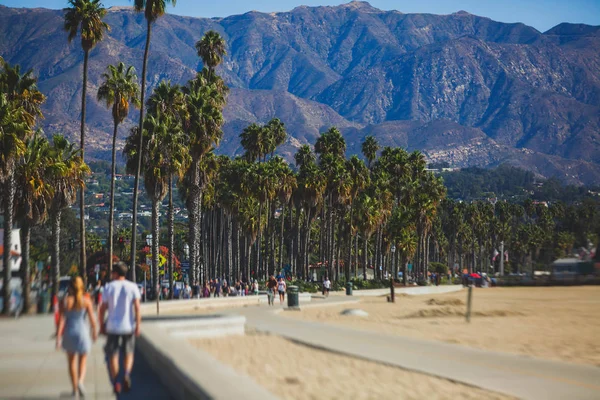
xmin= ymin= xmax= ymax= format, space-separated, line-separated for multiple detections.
xmin=287 ymin=286 xmax=600 ymax=366
xmin=191 ymin=332 xmax=512 ymax=400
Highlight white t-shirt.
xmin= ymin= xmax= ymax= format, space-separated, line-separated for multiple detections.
xmin=102 ymin=279 xmax=141 ymax=334
xmin=324 ymin=279 xmax=331 ymax=289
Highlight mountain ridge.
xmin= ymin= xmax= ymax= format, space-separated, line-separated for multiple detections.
xmin=1 ymin=2 xmax=599 ymax=184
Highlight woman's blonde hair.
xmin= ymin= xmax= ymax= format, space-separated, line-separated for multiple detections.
xmin=70 ymin=276 xmax=85 ymax=310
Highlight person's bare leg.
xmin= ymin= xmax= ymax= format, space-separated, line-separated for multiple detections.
xmin=124 ymin=352 xmax=135 ymax=376
xmin=78 ymin=353 xmax=87 ymax=384
xmin=109 ymin=354 xmax=119 ymax=382
xmin=67 ymin=353 xmax=78 ymax=394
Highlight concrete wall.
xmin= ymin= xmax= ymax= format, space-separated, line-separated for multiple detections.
xmin=139 ymin=317 xmax=278 ymax=400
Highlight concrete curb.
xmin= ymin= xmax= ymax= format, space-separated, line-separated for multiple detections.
xmin=142 ymin=293 xmax=312 ymax=316
xmin=138 ymin=319 xmax=279 ymax=400
xmin=347 ymin=285 xmax=463 ymax=297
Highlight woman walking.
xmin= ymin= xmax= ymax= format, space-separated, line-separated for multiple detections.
xmin=266 ymin=276 xmax=277 ymax=305
xmin=56 ymin=276 xmax=98 ymax=398
xmin=277 ymin=277 xmax=287 ymax=305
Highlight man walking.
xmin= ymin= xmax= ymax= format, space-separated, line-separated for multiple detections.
xmin=99 ymin=262 xmax=141 ymax=394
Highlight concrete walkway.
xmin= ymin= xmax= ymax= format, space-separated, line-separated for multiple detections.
xmin=0 ymin=315 xmax=172 ymax=400
xmin=233 ymin=297 xmax=600 ymax=400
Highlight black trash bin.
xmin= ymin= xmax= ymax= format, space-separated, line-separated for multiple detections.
xmin=287 ymin=285 xmax=299 ymax=309
xmin=346 ymin=282 xmax=353 ymax=296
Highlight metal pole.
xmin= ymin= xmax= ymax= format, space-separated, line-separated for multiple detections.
xmin=499 ymin=241 xmax=505 ymax=276
xmin=466 ymin=285 xmax=473 ymax=323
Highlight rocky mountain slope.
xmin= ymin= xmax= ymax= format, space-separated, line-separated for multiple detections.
xmin=1 ymin=2 xmax=599 ymax=184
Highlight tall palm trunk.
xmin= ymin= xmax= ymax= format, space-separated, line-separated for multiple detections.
xmin=51 ymin=209 xmax=62 ymax=298
xmin=295 ymin=206 xmax=302 ymax=279
xmin=289 ymin=207 xmax=294 ymax=275
xmin=256 ymin=202 xmax=263 ymax=279
xmin=2 ymin=174 xmax=16 ymax=314
xmin=269 ymin=202 xmax=276 ymax=277
xmin=319 ymin=205 xmax=325 ymax=263
xmin=346 ymin=204 xmax=353 ymax=282
xmin=197 ymin=196 xmax=203 ymax=283
xmin=79 ymin=50 xmax=89 ymax=287
xmin=402 ymin=256 xmax=408 ymax=286
xmin=20 ymin=223 xmax=32 ymax=312
xmin=188 ymin=161 xmax=200 ymax=284
xmin=354 ymin=235 xmax=359 ymax=278
xmin=226 ymin=213 xmax=232 ymax=283
xmin=279 ymin=201 xmax=286 ymax=273
xmin=130 ymin=19 xmax=152 ymax=282
xmin=151 ymin=199 xmax=160 ymax=315
xmin=168 ymin=175 xmax=174 ymax=299
xmin=107 ymin=120 xmax=118 ymax=277
xmin=363 ymin=234 xmax=368 ymax=280
xmin=303 ymin=208 xmax=312 ymax=279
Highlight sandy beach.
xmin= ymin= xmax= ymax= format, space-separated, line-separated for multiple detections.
xmin=191 ymin=332 xmax=513 ymax=400
xmin=287 ymin=286 xmax=600 ymax=366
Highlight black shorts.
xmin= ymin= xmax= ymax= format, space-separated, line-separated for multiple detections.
xmin=278 ymin=290 xmax=285 ymax=295
xmin=325 ymin=288 xmax=330 ymax=292
xmin=105 ymin=334 xmax=135 ymax=356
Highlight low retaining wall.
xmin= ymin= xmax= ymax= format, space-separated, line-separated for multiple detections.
xmin=349 ymin=285 xmax=463 ymax=297
xmin=143 ymin=314 xmax=246 ymax=339
xmin=139 ymin=316 xmax=278 ymax=400
xmin=142 ymin=293 xmax=312 ymax=316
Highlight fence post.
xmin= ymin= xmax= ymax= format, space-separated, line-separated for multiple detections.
xmin=466 ymin=285 xmax=473 ymax=323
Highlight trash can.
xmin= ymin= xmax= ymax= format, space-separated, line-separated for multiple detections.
xmin=346 ymin=282 xmax=353 ymax=296
xmin=37 ymin=290 xmax=50 ymax=314
xmin=287 ymin=285 xmax=299 ymax=309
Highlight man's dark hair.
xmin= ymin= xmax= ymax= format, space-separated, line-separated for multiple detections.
xmin=113 ymin=261 xmax=128 ymax=277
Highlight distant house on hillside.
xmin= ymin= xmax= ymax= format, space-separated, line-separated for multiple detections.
xmin=0 ymin=229 xmax=22 ymax=273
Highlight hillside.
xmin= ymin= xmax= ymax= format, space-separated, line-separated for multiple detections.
xmin=1 ymin=2 xmax=599 ymax=184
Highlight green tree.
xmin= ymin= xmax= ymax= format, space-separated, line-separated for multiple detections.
xmin=0 ymin=60 xmax=45 ymax=314
xmin=97 ymin=62 xmax=140 ymax=275
xmin=48 ymin=135 xmax=89 ymax=297
xmin=64 ymin=0 xmax=109 ymax=285
xmin=361 ymin=135 xmax=379 ymax=169
xmin=15 ymin=133 xmax=53 ymax=311
xmin=195 ymin=30 xmax=227 ymax=77
xmin=130 ymin=0 xmax=177 ymax=280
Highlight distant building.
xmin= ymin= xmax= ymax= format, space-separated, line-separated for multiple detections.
xmin=0 ymin=229 xmax=22 ymax=272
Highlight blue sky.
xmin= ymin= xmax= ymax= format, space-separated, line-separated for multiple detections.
xmin=1 ymin=0 xmax=599 ymax=32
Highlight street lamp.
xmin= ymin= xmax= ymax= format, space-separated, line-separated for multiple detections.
xmin=184 ymin=243 xmax=189 ymax=261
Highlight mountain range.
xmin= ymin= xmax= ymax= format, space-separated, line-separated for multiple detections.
xmin=1 ymin=1 xmax=599 ymax=184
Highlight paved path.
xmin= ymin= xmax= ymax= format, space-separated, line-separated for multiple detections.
xmin=232 ymin=297 xmax=600 ymax=400
xmin=0 ymin=315 xmax=172 ymax=400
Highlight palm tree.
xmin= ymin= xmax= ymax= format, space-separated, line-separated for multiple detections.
xmin=240 ymin=123 xmax=268 ymax=162
xmin=124 ymin=114 xmax=170 ymax=313
xmin=48 ymin=135 xmax=89 ymax=297
xmin=195 ymin=30 xmax=226 ymax=77
xmin=355 ymin=192 xmax=380 ymax=280
xmin=147 ymin=80 xmax=188 ymax=295
xmin=0 ymin=60 xmax=45 ymax=314
xmin=266 ymin=118 xmax=287 ymax=158
xmin=184 ymin=71 xmax=226 ymax=284
xmin=15 ymin=133 xmax=52 ymax=312
xmin=64 ymin=0 xmax=109 ymax=284
xmin=361 ymin=135 xmax=379 ymax=169
xmin=345 ymin=156 xmax=369 ymax=280
xmin=97 ymin=62 xmax=140 ymax=275
xmin=130 ymin=0 xmax=177 ymax=280
xmin=274 ymin=159 xmax=296 ymax=273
